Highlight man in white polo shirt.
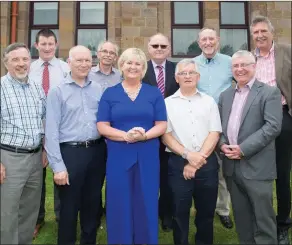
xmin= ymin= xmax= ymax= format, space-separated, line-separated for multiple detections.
xmin=162 ymin=59 xmax=222 ymax=244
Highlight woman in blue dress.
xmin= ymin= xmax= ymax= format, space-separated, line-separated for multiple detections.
xmin=97 ymin=48 xmax=167 ymax=244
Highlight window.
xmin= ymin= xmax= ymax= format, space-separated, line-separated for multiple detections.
xmin=219 ymin=2 xmax=249 ymax=56
xmin=29 ymin=2 xmax=59 ymax=58
xmin=171 ymin=2 xmax=203 ymax=57
xmin=76 ymin=2 xmax=107 ymax=56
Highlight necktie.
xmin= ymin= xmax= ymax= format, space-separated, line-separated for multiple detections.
xmin=207 ymin=58 xmax=212 ymax=64
xmin=157 ymin=65 xmax=165 ymax=96
xmin=42 ymin=62 xmax=49 ymax=96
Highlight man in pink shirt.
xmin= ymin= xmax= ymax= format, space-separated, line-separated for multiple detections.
xmin=251 ymin=15 xmax=292 ymax=244
xmin=218 ymin=50 xmax=282 ymax=244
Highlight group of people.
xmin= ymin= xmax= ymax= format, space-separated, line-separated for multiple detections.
xmin=0 ymin=15 xmax=291 ymax=245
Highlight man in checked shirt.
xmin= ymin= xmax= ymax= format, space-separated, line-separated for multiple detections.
xmin=0 ymin=43 xmax=46 ymax=244
xmin=251 ymin=16 xmax=292 ymax=245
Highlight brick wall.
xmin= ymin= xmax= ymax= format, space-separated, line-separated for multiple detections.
xmin=1 ymin=1 xmax=291 ymax=76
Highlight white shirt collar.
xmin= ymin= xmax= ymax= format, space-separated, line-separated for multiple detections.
xmin=151 ymin=59 xmax=166 ymax=69
xmin=172 ymin=88 xmax=202 ymax=99
xmin=38 ymin=56 xmax=58 ymax=66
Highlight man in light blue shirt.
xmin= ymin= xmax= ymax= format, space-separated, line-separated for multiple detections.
xmin=194 ymin=28 xmax=234 ymax=229
xmin=88 ymin=40 xmax=121 ymax=91
xmin=45 ymin=45 xmax=106 ymax=245
xmin=29 ymin=29 xmax=70 ymax=237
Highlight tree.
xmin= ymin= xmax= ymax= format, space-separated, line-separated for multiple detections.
xmin=187 ymin=41 xmax=201 ymax=56
xmin=220 ymin=45 xmax=234 ymax=56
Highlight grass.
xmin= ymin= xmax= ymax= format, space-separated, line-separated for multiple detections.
xmin=33 ymin=169 xmax=292 ymax=244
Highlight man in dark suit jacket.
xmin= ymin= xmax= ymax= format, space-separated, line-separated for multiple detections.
xmin=251 ymin=15 xmax=292 ymax=244
xmin=218 ymin=50 xmax=282 ymax=244
xmin=143 ymin=33 xmax=179 ymax=231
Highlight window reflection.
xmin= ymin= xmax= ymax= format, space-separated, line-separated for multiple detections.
xmin=77 ymin=29 xmax=106 ymax=56
xmin=221 ymin=2 xmax=245 ymax=25
xmin=33 ymin=2 xmax=58 ymax=25
xmin=173 ymin=29 xmax=201 ymax=56
xmin=220 ymin=29 xmax=248 ymax=56
xmin=174 ymin=2 xmax=199 ymax=24
xmin=79 ymin=2 xmax=105 ymax=24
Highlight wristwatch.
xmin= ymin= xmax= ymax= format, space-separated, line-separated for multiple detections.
xmin=182 ymin=148 xmax=189 ymax=159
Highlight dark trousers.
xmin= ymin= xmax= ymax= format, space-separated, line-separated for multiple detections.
xmin=168 ymin=152 xmax=219 ymax=245
xmin=275 ymin=106 xmax=292 ymax=229
xmin=57 ymin=140 xmax=106 ymax=245
xmin=159 ymin=143 xmax=173 ymax=227
xmin=37 ymin=167 xmax=60 ymax=224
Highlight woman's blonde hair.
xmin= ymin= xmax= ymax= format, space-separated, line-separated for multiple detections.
xmin=118 ymin=48 xmax=148 ymax=78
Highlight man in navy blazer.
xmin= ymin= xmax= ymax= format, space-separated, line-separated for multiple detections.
xmin=143 ymin=33 xmax=179 ymax=232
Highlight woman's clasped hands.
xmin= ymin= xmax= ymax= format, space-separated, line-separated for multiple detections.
xmin=123 ymin=127 xmax=147 ymax=143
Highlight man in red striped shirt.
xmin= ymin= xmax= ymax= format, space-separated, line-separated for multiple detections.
xmin=251 ymin=15 xmax=292 ymax=245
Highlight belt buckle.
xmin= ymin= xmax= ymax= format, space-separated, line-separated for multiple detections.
xmin=85 ymin=140 xmax=89 ymax=148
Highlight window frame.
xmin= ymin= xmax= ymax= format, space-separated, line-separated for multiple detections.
xmin=171 ymin=1 xmax=203 ymax=58
xmin=219 ymin=1 xmax=250 ymax=51
xmin=28 ymin=1 xmax=60 ymax=58
xmin=75 ymin=1 xmax=108 ymax=57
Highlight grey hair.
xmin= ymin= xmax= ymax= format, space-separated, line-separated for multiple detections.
xmin=197 ymin=27 xmax=218 ymax=41
xmin=2 ymin=42 xmax=30 ymax=63
xmin=97 ymin=40 xmax=119 ymax=56
xmin=232 ymin=50 xmax=256 ymax=63
xmin=68 ymin=45 xmax=91 ymax=60
xmin=175 ymin=59 xmax=200 ymax=75
xmin=250 ymin=15 xmax=274 ymax=34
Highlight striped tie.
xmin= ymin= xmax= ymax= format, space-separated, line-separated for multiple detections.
xmin=42 ymin=62 xmax=50 ymax=96
xmin=157 ymin=65 xmax=165 ymax=96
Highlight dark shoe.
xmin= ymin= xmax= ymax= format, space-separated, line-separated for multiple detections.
xmin=278 ymin=227 xmax=290 ymax=245
xmin=216 ymin=213 xmax=233 ymax=229
xmin=33 ymin=221 xmax=45 ymax=239
xmin=161 ymin=224 xmax=172 ymax=232
xmin=161 ymin=218 xmax=172 ymax=232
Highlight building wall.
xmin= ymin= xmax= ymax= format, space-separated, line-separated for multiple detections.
xmin=1 ymin=1 xmax=291 ymax=76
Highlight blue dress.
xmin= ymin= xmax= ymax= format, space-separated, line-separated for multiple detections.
xmin=97 ymin=82 xmax=167 ymax=244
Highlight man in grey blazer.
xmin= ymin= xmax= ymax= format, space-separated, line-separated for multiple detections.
xmin=251 ymin=16 xmax=292 ymax=244
xmin=218 ymin=50 xmax=282 ymax=244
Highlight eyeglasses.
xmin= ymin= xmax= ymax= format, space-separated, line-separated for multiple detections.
xmin=232 ymin=62 xmax=255 ymax=69
xmin=150 ymin=44 xmax=168 ymax=49
xmin=99 ymin=49 xmax=116 ymax=56
xmin=177 ymin=71 xmax=199 ymax=76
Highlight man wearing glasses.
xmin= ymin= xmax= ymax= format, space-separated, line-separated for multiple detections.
xmin=88 ymin=40 xmax=121 ymax=224
xmin=162 ymin=59 xmax=221 ymax=244
xmin=218 ymin=50 xmax=282 ymax=244
xmin=89 ymin=40 xmax=121 ymax=92
xmin=143 ymin=33 xmax=179 ymax=232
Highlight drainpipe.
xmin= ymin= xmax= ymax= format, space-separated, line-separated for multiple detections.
xmin=10 ymin=1 xmax=18 ymax=43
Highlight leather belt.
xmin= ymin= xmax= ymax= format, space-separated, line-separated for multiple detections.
xmin=0 ymin=144 xmax=42 ymax=154
xmin=60 ymin=138 xmax=104 ymax=148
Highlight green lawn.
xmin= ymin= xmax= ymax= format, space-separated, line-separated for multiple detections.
xmin=33 ymin=169 xmax=292 ymax=244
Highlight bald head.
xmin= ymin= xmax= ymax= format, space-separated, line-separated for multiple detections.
xmin=148 ymin=33 xmax=170 ymax=44
xmin=69 ymin=45 xmax=91 ymax=60
xmin=68 ymin=45 xmax=92 ymax=80
xmin=148 ymin=33 xmax=170 ymax=65
xmin=197 ymin=28 xmax=218 ymax=41
xmin=197 ymin=28 xmax=219 ymax=59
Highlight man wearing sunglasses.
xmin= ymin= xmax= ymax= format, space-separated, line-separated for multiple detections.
xmin=143 ymin=33 xmax=179 ymax=232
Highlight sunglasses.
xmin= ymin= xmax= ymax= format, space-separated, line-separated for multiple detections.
xmin=151 ymin=44 xmax=168 ymax=49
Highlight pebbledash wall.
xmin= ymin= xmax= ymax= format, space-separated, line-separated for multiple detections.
xmin=1 ymin=1 xmax=291 ymax=76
